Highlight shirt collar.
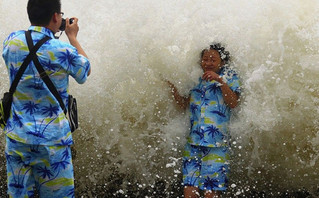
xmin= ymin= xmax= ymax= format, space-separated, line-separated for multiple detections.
xmin=28 ymin=26 xmax=56 ymax=39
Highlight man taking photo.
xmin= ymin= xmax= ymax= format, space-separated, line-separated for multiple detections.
xmin=2 ymin=0 xmax=91 ymax=197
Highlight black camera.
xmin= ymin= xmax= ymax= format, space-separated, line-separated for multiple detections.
xmin=59 ymin=18 xmax=74 ymax=31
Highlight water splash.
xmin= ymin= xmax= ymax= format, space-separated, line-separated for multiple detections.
xmin=1 ymin=0 xmax=319 ymax=196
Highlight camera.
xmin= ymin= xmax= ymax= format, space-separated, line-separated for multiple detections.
xmin=59 ymin=18 xmax=74 ymax=31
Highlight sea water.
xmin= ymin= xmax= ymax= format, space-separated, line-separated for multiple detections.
xmin=0 ymin=0 xmax=319 ymax=197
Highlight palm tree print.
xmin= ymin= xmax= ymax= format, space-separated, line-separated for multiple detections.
xmin=19 ymin=100 xmax=61 ymax=139
xmin=26 ymin=130 xmax=45 ymax=138
xmin=57 ymin=49 xmax=85 ymax=74
xmin=3 ymin=25 xmax=90 ymax=196
xmin=4 ymin=32 xmax=17 ymax=46
xmin=188 ymin=73 xmax=240 ymax=147
xmin=6 ymin=153 xmax=32 ymax=193
xmin=9 ymin=64 xmax=19 ymax=80
xmin=30 ymin=144 xmax=40 ymax=153
xmin=67 ymin=188 xmax=75 ymax=198
xmin=43 ymin=59 xmax=63 ymax=74
xmin=201 ymin=147 xmax=211 ymax=158
xmin=206 ymin=83 xmax=220 ymax=95
xmin=6 ymin=142 xmax=73 ymax=196
xmin=203 ymin=176 xmax=220 ymax=190
xmin=57 ymin=50 xmax=73 ymax=65
xmin=192 ymin=128 xmax=204 ymax=140
xmin=206 ymin=83 xmax=228 ymax=118
xmin=61 ymin=148 xmax=71 ymax=160
xmin=205 ymin=125 xmax=223 ymax=139
xmin=183 ymin=158 xmax=201 ymax=186
xmin=12 ymin=112 xmax=23 ymax=128
xmin=59 ymin=138 xmax=73 ymax=146
xmin=26 ymin=82 xmax=45 ymax=90
xmin=25 ymin=113 xmax=59 ymax=139
xmin=52 ymin=160 xmax=70 ymax=172
xmin=210 ymin=109 xmax=226 ymax=118
xmin=59 ymin=89 xmax=68 ymax=101
xmin=5 ymin=120 xmax=13 ymax=131
xmin=190 ymin=103 xmax=199 ymax=115
xmin=41 ymin=104 xmax=59 ymax=117
xmin=37 ymin=166 xmax=54 ymax=179
xmin=217 ymin=165 xmax=227 ymax=175
xmin=192 ymin=88 xmax=205 ymax=96
xmin=22 ymin=101 xmax=39 ymax=115
xmin=190 ymin=118 xmax=194 ymax=129
xmin=37 ymin=150 xmax=72 ymax=193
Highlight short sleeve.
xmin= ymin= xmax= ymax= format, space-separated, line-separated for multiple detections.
xmin=225 ymin=69 xmax=241 ymax=94
xmin=65 ymin=46 xmax=90 ymax=84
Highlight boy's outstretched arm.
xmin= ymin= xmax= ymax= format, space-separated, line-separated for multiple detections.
xmin=167 ymin=81 xmax=190 ymax=110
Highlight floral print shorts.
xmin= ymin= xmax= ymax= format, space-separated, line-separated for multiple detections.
xmin=182 ymin=143 xmax=230 ymax=191
xmin=5 ymin=137 xmax=75 ymax=198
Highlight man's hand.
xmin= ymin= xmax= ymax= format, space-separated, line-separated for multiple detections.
xmin=65 ymin=17 xmax=79 ymax=39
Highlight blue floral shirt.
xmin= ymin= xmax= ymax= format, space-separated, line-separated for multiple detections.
xmin=2 ymin=26 xmax=90 ymax=146
xmin=188 ymin=67 xmax=240 ymax=147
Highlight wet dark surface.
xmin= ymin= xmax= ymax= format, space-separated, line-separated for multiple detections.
xmin=0 ymin=153 xmax=318 ymax=198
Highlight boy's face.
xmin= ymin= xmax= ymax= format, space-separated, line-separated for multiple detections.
xmin=201 ymin=49 xmax=223 ymax=73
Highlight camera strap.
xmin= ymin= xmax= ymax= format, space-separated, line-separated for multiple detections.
xmin=54 ymin=31 xmax=63 ymax=39
xmin=9 ymin=31 xmax=51 ymax=95
xmin=25 ymin=30 xmax=67 ymax=115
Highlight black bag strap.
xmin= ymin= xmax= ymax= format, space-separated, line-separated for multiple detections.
xmin=25 ymin=30 xmax=67 ymax=115
xmin=9 ymin=31 xmax=51 ymax=94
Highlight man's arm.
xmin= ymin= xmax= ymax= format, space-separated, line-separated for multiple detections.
xmin=65 ymin=18 xmax=91 ymax=76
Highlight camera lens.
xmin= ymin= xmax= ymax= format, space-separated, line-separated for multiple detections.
xmin=59 ymin=18 xmax=66 ymax=31
xmin=59 ymin=18 xmax=74 ymax=31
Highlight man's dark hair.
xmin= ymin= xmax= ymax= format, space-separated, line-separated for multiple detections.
xmin=27 ymin=0 xmax=61 ymax=26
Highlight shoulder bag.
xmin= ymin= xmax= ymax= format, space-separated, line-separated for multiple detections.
xmin=0 ymin=33 xmax=50 ymax=129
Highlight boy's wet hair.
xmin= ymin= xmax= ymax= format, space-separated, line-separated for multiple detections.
xmin=201 ymin=43 xmax=230 ymax=64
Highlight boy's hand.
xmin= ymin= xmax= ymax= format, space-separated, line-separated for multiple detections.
xmin=202 ymin=71 xmax=223 ymax=83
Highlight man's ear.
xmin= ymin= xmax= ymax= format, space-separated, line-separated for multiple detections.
xmin=52 ymin=13 xmax=58 ymax=23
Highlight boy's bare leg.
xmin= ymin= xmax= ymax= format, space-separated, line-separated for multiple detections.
xmin=184 ymin=186 xmax=200 ymax=198
xmin=204 ymin=190 xmax=220 ymax=198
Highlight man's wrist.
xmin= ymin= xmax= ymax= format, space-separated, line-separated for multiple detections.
xmin=68 ymin=36 xmax=77 ymax=42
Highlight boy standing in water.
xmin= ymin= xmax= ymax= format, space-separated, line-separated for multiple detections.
xmin=2 ymin=0 xmax=90 ymax=197
xmin=168 ymin=43 xmax=240 ymax=198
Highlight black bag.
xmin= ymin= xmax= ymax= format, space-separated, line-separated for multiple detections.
xmin=25 ymin=31 xmax=78 ymax=132
xmin=0 ymin=32 xmax=51 ymax=129
xmin=0 ymin=92 xmax=13 ymax=129
xmin=67 ymin=95 xmax=78 ymax=132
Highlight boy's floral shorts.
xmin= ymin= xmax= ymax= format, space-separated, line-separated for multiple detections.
xmin=5 ymin=137 xmax=75 ymax=198
xmin=182 ymin=143 xmax=230 ymax=191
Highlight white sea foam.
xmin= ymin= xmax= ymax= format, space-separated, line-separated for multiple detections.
xmin=1 ymin=0 xmax=319 ymax=195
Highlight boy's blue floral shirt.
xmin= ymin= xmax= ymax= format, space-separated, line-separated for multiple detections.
xmin=2 ymin=26 xmax=90 ymax=146
xmin=188 ymin=67 xmax=240 ymax=147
